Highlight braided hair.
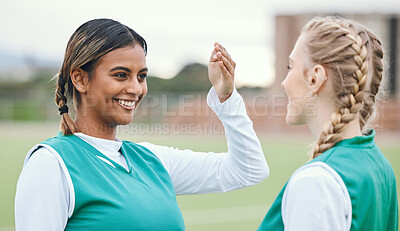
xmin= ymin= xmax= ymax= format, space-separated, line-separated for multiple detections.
xmin=54 ymin=18 xmax=147 ymax=135
xmin=300 ymin=16 xmax=384 ymax=158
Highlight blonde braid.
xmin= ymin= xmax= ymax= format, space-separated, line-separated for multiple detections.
xmin=359 ymin=34 xmax=384 ymax=130
xmin=307 ymin=19 xmax=370 ymax=158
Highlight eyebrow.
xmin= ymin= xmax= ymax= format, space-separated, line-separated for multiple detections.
xmin=110 ymin=66 xmax=131 ymax=73
xmin=110 ymin=66 xmax=148 ymax=73
xmin=138 ymin=68 xmax=148 ymax=73
xmin=288 ymin=57 xmax=293 ymax=63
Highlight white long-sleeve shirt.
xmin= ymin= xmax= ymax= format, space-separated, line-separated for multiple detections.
xmin=281 ymin=162 xmax=352 ymax=231
xmin=15 ymin=87 xmax=269 ymax=230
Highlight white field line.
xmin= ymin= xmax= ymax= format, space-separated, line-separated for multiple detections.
xmin=182 ymin=204 xmax=269 ymax=226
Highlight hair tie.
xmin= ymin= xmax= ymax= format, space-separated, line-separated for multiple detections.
xmin=58 ymin=105 xmax=69 ymax=115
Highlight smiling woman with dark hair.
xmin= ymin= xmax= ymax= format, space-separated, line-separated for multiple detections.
xmin=14 ymin=18 xmax=269 ymax=230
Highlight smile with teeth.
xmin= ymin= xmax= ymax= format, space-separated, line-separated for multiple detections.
xmin=115 ymin=99 xmax=136 ymax=109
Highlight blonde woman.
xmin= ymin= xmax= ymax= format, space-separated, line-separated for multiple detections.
xmin=258 ymin=16 xmax=398 ymax=230
xmin=14 ymin=18 xmax=269 ymax=230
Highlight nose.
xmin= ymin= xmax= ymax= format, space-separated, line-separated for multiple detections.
xmin=126 ymin=77 xmax=143 ymax=96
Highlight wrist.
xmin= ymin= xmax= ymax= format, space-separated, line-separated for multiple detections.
xmin=218 ymin=92 xmax=232 ymax=103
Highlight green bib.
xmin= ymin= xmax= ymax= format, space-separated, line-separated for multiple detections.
xmin=36 ymin=134 xmax=185 ymax=231
xmin=258 ymin=130 xmax=398 ymax=231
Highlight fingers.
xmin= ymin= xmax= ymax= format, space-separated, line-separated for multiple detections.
xmin=212 ymin=42 xmax=235 ymax=78
xmin=216 ymin=51 xmax=234 ymax=77
xmin=218 ymin=60 xmax=231 ymax=79
xmin=208 ymin=42 xmax=234 ymax=101
xmin=214 ymin=42 xmax=236 ymax=68
xmin=209 ymin=42 xmax=220 ymax=62
xmin=209 ymin=48 xmax=218 ymax=62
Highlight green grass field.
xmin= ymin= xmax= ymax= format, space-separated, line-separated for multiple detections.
xmin=1 ymin=122 xmax=399 ymax=231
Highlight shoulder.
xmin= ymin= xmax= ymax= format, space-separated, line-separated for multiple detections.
xmin=24 ymin=143 xmax=71 ymax=177
xmin=286 ymin=161 xmax=347 ymax=194
xmin=122 ymin=141 xmax=167 ymax=164
xmin=134 ymin=141 xmax=182 ymax=156
xmin=123 ymin=141 xmax=156 ymax=153
xmin=20 ymin=145 xmax=65 ymax=190
xmin=283 ymin=161 xmax=352 ymax=210
xmin=136 ymin=142 xmax=165 ymax=153
xmin=25 ymin=145 xmax=59 ymax=167
xmin=281 ymin=161 xmax=352 ymax=230
xmin=41 ymin=135 xmax=76 ymax=147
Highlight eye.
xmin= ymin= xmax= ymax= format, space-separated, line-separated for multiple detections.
xmin=138 ymin=73 xmax=147 ymax=81
xmin=287 ymin=65 xmax=292 ymax=70
xmin=114 ymin=72 xmax=127 ymax=78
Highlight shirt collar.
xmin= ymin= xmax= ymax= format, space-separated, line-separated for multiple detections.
xmin=334 ymin=129 xmax=375 ymax=148
xmin=73 ymin=133 xmax=122 ymax=156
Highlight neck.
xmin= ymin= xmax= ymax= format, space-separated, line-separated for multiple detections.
xmin=75 ymin=111 xmax=117 ymax=141
xmin=308 ymin=100 xmax=363 ymax=141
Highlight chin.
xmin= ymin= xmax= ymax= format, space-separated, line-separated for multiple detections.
xmin=118 ymin=118 xmax=133 ymax=126
xmin=285 ymin=103 xmax=306 ymax=126
xmin=285 ymin=115 xmax=305 ymax=126
xmin=116 ymin=114 xmax=134 ymax=126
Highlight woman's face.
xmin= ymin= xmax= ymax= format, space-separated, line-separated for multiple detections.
xmin=281 ymin=34 xmax=312 ymax=126
xmin=82 ymin=45 xmax=148 ymax=127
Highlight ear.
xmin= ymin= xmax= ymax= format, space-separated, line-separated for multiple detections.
xmin=308 ymin=64 xmax=327 ymax=95
xmin=70 ymin=68 xmax=89 ymax=94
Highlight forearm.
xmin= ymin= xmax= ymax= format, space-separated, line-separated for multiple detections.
xmin=209 ymin=87 xmax=269 ymax=186
xmin=141 ymin=87 xmax=269 ymax=194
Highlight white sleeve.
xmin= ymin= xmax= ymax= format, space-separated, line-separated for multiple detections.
xmin=15 ymin=146 xmax=69 ymax=231
xmin=281 ymin=162 xmax=352 ymax=231
xmin=139 ymin=87 xmax=269 ymax=195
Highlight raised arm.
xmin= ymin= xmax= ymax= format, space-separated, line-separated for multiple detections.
xmin=138 ymin=43 xmax=269 ymax=194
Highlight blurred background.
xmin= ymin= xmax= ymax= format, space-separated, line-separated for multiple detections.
xmin=0 ymin=0 xmax=399 ymax=230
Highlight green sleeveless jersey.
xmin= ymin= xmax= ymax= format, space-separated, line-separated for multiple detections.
xmin=258 ymin=130 xmax=398 ymax=230
xmin=36 ymin=134 xmax=185 ymax=231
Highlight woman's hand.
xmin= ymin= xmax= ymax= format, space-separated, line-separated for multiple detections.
xmin=208 ymin=42 xmax=236 ymax=103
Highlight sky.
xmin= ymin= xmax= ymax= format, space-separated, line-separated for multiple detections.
xmin=0 ymin=0 xmax=273 ymax=87
xmin=1 ymin=0 xmax=399 ymax=87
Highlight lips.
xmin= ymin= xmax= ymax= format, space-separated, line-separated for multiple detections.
xmin=113 ymin=98 xmax=136 ymax=110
